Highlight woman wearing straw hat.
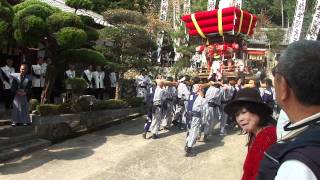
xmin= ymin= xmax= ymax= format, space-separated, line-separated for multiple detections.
xmin=224 ymin=88 xmax=277 ymax=180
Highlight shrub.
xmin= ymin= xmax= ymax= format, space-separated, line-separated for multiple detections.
xmin=37 ymin=104 xmax=60 ymax=116
xmin=29 ymin=98 xmax=40 ymax=112
xmin=93 ymin=99 xmax=128 ymax=110
xmin=64 ymin=78 xmax=87 ymax=95
xmin=124 ymin=97 xmax=144 ymax=107
xmin=58 ymin=102 xmax=73 ymax=114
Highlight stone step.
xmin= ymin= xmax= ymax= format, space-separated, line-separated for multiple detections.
xmin=0 ymin=138 xmax=51 ymax=163
xmin=0 ymin=133 xmax=37 ymax=147
xmin=0 ymin=119 xmax=11 ymax=126
xmin=0 ymin=125 xmax=33 ymax=137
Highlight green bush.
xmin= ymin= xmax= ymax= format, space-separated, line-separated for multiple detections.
xmin=29 ymin=98 xmax=39 ymax=112
xmin=64 ymin=78 xmax=87 ymax=94
xmin=93 ymin=99 xmax=128 ymax=110
xmin=37 ymin=104 xmax=60 ymax=116
xmin=58 ymin=102 xmax=73 ymax=114
xmin=56 ymin=27 xmax=87 ymax=49
xmin=124 ymin=97 xmax=144 ymax=107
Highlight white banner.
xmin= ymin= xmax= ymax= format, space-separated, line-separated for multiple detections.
xmin=173 ymin=0 xmax=183 ymax=62
xmin=157 ymin=0 xmax=169 ymax=63
xmin=219 ymin=0 xmax=241 ymax=9
xmin=183 ymin=0 xmax=191 ymax=15
xmin=208 ymin=0 xmax=216 ymax=11
xmin=289 ymin=0 xmax=306 ymax=43
xmin=306 ymin=0 xmax=320 ymax=40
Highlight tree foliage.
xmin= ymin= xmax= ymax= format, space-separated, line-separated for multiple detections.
xmin=0 ymin=0 xmax=14 ymax=47
xmin=11 ymin=0 xmax=107 ymax=103
xmin=65 ymin=0 xmax=93 ymax=12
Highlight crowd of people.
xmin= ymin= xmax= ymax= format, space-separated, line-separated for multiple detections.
xmin=0 ymin=57 xmax=118 ymax=126
xmin=137 ymin=40 xmax=320 ymax=180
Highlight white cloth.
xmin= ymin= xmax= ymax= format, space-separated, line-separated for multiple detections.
xmin=135 ymin=75 xmax=151 ymax=101
xmin=275 ymin=160 xmax=317 ymax=180
xmin=0 ymin=65 xmax=15 ymax=89
xmin=93 ymin=71 xmax=105 ymax=89
xmin=177 ymin=83 xmax=190 ymax=100
xmin=153 ymin=86 xmax=166 ymax=106
xmin=109 ymin=72 xmax=117 ymax=88
xmin=83 ymin=69 xmax=93 ymax=88
xmin=31 ymin=63 xmax=47 ymax=87
xmin=186 ymin=95 xmax=206 ymax=147
xmin=203 ymin=86 xmax=223 ymax=135
xmin=150 ymin=86 xmax=166 ymax=135
xmin=276 ymin=110 xmax=290 ymax=141
xmin=65 ymin=70 xmax=76 ymax=79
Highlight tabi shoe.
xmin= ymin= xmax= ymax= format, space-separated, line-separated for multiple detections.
xmin=203 ymin=134 xmax=209 ymax=142
xmin=11 ymin=123 xmax=16 ymax=126
xmin=142 ymin=132 xmax=147 ymax=139
xmin=184 ymin=147 xmax=193 ymax=157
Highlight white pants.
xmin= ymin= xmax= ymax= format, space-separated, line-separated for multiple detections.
xmin=203 ymin=105 xmax=220 ymax=135
xmin=150 ymin=106 xmax=162 ymax=135
xmin=186 ymin=116 xmax=201 ymax=148
xmin=161 ymin=101 xmax=175 ymax=127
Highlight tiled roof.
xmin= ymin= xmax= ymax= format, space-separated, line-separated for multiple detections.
xmin=39 ymin=0 xmax=111 ymax=27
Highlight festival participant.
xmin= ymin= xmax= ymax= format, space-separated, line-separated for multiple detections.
xmin=173 ymin=75 xmax=191 ymax=130
xmin=82 ymin=65 xmax=95 ymax=95
xmin=185 ymin=84 xmax=206 ymax=157
xmin=0 ymin=58 xmax=15 ymax=109
xmin=93 ymin=65 xmax=105 ymax=100
xmin=135 ymin=69 xmax=151 ymax=102
xmin=257 ymin=40 xmax=320 ymax=180
xmin=11 ymin=64 xmax=33 ymax=126
xmin=224 ymin=88 xmax=277 ymax=180
xmin=31 ymin=57 xmax=47 ymax=101
xmin=142 ymin=81 xmax=156 ymax=139
xmin=161 ymin=76 xmax=177 ymax=129
xmin=220 ymin=78 xmax=236 ymax=135
xmin=202 ymin=79 xmax=223 ymax=141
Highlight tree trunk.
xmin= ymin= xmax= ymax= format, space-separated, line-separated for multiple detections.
xmin=41 ymin=63 xmax=57 ymax=104
xmin=115 ymin=72 xmax=124 ymax=99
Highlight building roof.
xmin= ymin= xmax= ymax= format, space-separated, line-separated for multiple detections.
xmin=39 ymin=0 xmax=111 ymax=27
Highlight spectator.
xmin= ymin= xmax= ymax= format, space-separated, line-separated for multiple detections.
xmin=0 ymin=58 xmax=15 ymax=109
xmin=257 ymin=40 xmax=320 ymax=180
xmin=224 ymin=88 xmax=277 ymax=180
xmin=11 ymin=64 xmax=32 ymax=126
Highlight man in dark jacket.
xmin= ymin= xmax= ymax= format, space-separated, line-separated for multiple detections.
xmin=257 ymin=40 xmax=320 ymax=180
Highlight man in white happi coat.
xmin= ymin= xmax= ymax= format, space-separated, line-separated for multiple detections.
xmin=0 ymin=58 xmax=15 ymax=109
xmin=149 ymin=80 xmax=167 ymax=139
xmin=185 ymin=84 xmax=206 ymax=157
xmin=135 ymin=70 xmax=151 ymax=102
xmin=108 ymin=71 xmax=117 ymax=99
xmin=220 ymin=79 xmax=236 ymax=135
xmin=202 ymin=82 xmax=224 ymax=141
xmin=161 ymin=76 xmax=177 ymax=129
xmin=173 ymin=75 xmax=191 ymax=130
xmin=64 ymin=64 xmax=76 ymax=102
xmin=82 ymin=65 xmax=94 ymax=95
xmin=93 ymin=65 xmax=105 ymax=100
xmin=31 ymin=57 xmax=47 ymax=101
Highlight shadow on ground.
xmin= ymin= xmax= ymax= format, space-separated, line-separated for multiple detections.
xmin=0 ymin=134 xmax=107 ymax=175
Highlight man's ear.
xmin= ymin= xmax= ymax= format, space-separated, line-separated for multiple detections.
xmin=278 ymin=75 xmax=290 ymax=102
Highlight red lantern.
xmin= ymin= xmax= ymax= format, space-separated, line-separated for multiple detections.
xmin=232 ymin=42 xmax=239 ymax=50
xmin=196 ymin=45 xmax=205 ymax=52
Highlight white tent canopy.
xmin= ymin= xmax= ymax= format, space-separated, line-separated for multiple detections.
xmin=39 ymin=0 xmax=111 ymax=27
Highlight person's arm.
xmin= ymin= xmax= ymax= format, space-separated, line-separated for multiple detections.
xmin=275 ymin=160 xmax=317 ymax=180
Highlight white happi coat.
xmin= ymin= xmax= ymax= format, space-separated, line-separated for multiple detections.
xmin=135 ymin=75 xmax=151 ymax=101
xmin=0 ymin=65 xmax=15 ymax=89
xmin=65 ymin=70 xmax=76 ymax=79
xmin=93 ymin=71 xmax=105 ymax=89
xmin=186 ymin=94 xmax=206 ymax=148
xmin=150 ymin=86 xmax=166 ymax=135
xmin=161 ymin=86 xmax=177 ymax=127
xmin=31 ymin=63 xmax=47 ymax=87
xmin=203 ymin=85 xmax=223 ymax=135
xmin=83 ymin=69 xmax=94 ymax=88
xmin=109 ymin=72 xmax=117 ymax=88
xmin=176 ymin=82 xmax=191 ymax=124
